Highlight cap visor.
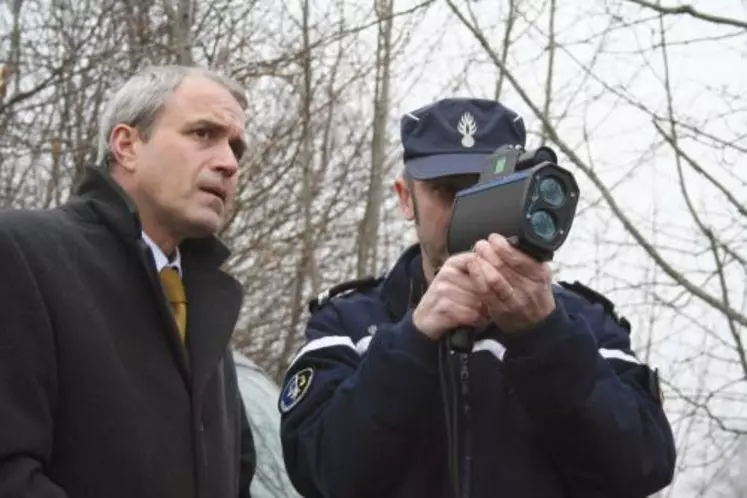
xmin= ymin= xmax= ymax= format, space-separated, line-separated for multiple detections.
xmin=405 ymin=153 xmax=491 ymax=180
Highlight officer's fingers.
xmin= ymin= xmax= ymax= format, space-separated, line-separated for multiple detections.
xmin=469 ymin=256 xmax=515 ymax=302
xmin=441 ymin=251 xmax=477 ymax=273
xmin=467 ymin=258 xmax=490 ymax=295
xmin=439 ymin=258 xmax=475 ymax=287
xmin=489 ymin=234 xmax=544 ymax=280
xmin=473 ymin=239 xmax=503 ymax=270
xmin=441 ymin=300 xmax=484 ymax=326
xmin=442 ymin=270 xmax=486 ymax=302
xmin=433 ymin=280 xmax=482 ymax=310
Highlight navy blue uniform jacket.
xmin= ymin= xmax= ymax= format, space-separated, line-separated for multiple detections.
xmin=279 ymin=244 xmax=676 ymax=498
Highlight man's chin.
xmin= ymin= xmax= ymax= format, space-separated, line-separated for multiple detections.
xmin=184 ymin=212 xmax=224 ymax=239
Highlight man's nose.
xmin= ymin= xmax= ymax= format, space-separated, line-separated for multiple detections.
xmin=213 ymin=141 xmax=239 ymax=177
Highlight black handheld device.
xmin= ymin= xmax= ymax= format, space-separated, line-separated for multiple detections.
xmin=446 ymin=144 xmax=579 ymax=263
xmin=444 ymin=144 xmax=580 ymax=354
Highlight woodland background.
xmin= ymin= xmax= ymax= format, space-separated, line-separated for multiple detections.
xmin=1 ymin=0 xmax=745 ymax=495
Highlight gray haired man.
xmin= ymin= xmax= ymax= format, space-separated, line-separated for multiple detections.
xmin=0 ymin=65 xmax=255 ymax=498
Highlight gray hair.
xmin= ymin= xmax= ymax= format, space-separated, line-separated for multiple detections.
xmin=96 ymin=65 xmax=248 ymax=165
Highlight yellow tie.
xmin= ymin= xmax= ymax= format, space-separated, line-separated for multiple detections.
xmin=159 ymin=267 xmax=187 ymax=344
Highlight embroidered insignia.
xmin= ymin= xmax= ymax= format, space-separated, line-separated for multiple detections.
xmin=457 ymin=112 xmax=477 ymax=148
xmin=279 ymin=367 xmax=314 ymax=413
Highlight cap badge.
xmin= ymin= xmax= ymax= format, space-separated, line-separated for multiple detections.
xmin=457 ymin=112 xmax=477 ymax=148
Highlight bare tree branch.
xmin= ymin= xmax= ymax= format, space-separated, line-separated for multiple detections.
xmin=445 ymin=0 xmax=747 ymax=330
xmin=652 ymin=121 xmax=747 ymax=221
xmin=624 ymin=0 xmax=747 ymax=30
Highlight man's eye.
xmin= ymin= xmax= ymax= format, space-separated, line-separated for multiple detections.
xmin=193 ymin=129 xmax=212 ymax=139
xmin=230 ymin=140 xmax=245 ymax=160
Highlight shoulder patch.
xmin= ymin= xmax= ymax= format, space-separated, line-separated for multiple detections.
xmin=279 ymin=367 xmax=314 ymax=413
xmin=308 ymin=275 xmax=384 ymax=313
xmin=558 ymin=280 xmax=631 ymax=332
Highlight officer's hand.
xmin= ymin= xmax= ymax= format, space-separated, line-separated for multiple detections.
xmin=412 ymin=252 xmax=486 ymax=341
xmin=468 ymin=233 xmax=555 ymax=334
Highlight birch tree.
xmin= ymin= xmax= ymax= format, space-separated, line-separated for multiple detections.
xmin=356 ymin=0 xmax=394 ymax=278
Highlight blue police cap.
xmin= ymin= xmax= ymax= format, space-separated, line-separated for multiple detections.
xmin=400 ymin=98 xmax=527 ymax=180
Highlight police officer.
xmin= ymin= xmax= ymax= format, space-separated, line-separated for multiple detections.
xmin=278 ymin=98 xmax=676 ymax=498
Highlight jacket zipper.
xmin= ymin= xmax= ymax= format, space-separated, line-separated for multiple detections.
xmin=459 ymin=353 xmax=472 ymax=498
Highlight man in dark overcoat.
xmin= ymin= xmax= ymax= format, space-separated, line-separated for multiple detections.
xmin=0 ymin=65 xmax=256 ymax=498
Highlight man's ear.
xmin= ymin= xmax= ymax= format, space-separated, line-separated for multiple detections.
xmin=109 ymin=124 xmax=140 ymax=172
xmin=394 ymin=175 xmax=415 ymax=221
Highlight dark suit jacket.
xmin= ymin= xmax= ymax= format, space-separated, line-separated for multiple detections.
xmin=0 ymin=167 xmax=256 ymax=498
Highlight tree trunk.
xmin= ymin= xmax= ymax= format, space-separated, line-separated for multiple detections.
xmin=540 ymin=0 xmax=556 ymax=145
xmin=494 ymin=0 xmax=516 ymax=101
xmin=356 ymin=0 xmax=394 ymax=278
xmin=276 ymin=0 xmax=316 ymax=380
xmin=163 ymin=0 xmax=194 ymax=64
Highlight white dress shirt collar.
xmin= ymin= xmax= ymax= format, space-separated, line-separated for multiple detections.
xmin=142 ymin=231 xmax=182 ymax=276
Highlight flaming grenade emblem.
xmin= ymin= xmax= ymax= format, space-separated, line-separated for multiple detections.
xmin=457 ymin=112 xmax=477 ymax=148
